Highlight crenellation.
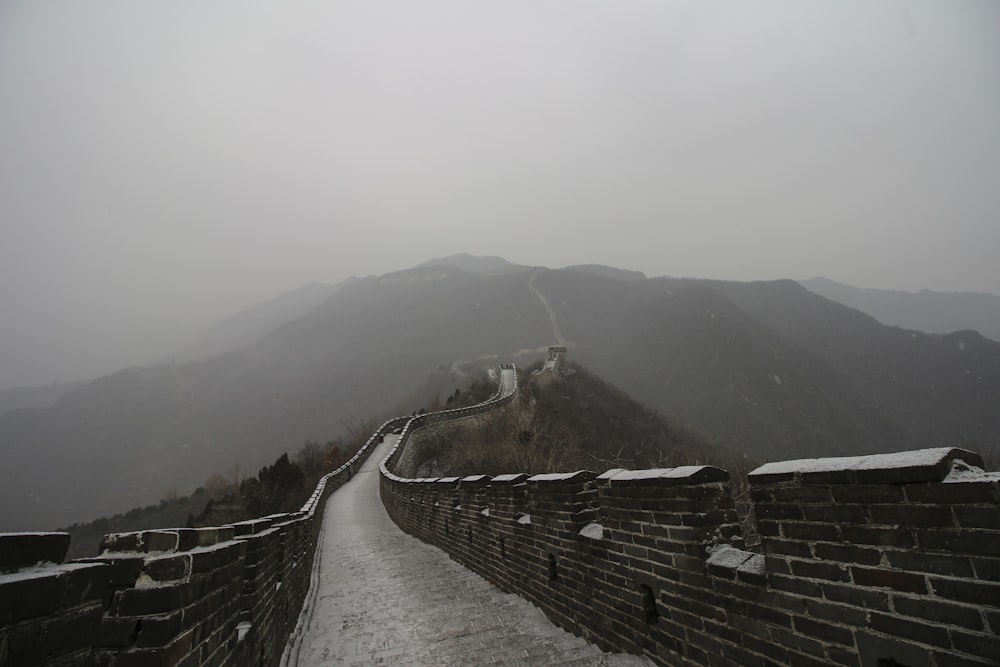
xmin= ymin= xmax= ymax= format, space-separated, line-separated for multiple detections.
xmin=384 ymin=411 xmax=1000 ymax=667
xmin=3 ymin=365 xmax=998 ymax=666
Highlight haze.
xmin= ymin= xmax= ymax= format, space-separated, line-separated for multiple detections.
xmin=1 ymin=1 xmax=998 ymax=389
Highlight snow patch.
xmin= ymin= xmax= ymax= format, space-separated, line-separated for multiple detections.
xmin=598 ymin=466 xmax=713 ymax=481
xmin=749 ymin=447 xmax=967 ymax=477
xmin=706 ymin=546 xmax=752 ymax=570
xmin=738 ymin=554 xmax=767 ymax=577
xmin=944 ymin=458 xmax=1000 ymax=483
xmin=528 ymin=471 xmax=586 ymax=482
xmin=492 ymin=473 xmax=525 ymax=483
xmin=578 ymin=522 xmax=604 ymax=540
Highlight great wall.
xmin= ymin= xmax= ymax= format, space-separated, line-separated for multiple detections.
xmin=1 ymin=356 xmax=998 ymax=666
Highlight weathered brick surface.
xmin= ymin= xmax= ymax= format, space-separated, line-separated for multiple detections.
xmin=384 ymin=432 xmax=1000 ymax=667
xmin=0 ymin=414 xmax=410 ymax=667
xmin=5 ymin=367 xmax=998 ymax=667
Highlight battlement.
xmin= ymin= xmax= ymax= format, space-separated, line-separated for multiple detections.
xmin=0 ymin=415 xmax=409 ymax=666
xmin=382 ymin=430 xmax=1000 ymax=665
xmin=3 ymin=364 xmax=998 ymax=666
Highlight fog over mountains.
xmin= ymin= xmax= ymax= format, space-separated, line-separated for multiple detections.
xmin=2 ymin=255 xmax=999 ymax=532
xmin=799 ymin=277 xmax=1000 ymax=343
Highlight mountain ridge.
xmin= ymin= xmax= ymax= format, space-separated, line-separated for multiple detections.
xmin=3 ymin=256 xmax=999 ymax=532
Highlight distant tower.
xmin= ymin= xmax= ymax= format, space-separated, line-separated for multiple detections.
xmin=547 ymin=346 xmax=567 ymax=372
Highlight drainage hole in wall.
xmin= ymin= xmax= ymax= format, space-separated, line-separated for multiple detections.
xmin=639 ymin=584 xmax=659 ymax=625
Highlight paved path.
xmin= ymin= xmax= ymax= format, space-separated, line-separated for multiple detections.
xmin=291 ymin=436 xmax=652 ymax=666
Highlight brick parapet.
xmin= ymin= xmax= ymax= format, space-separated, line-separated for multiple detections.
xmin=0 ymin=412 xmax=411 ymax=666
xmin=381 ymin=379 xmax=1000 ymax=667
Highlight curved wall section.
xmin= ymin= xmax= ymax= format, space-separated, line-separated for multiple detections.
xmin=0 ymin=415 xmax=408 ymax=667
xmin=379 ymin=370 xmax=1000 ymax=667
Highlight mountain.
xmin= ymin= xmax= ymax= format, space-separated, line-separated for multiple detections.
xmin=706 ymin=279 xmax=1000 ymax=453
xmin=799 ymin=277 xmax=1000 ymax=343
xmin=529 ymin=271 xmax=919 ymax=461
xmin=0 ymin=265 xmax=554 ymax=531
xmin=3 ymin=257 xmax=1000 ymax=532
xmin=416 ymin=253 xmax=529 ymax=275
xmin=172 ymin=279 xmax=353 ymax=362
xmin=0 ymin=380 xmax=88 ymax=417
xmin=561 ymin=264 xmax=647 ymax=282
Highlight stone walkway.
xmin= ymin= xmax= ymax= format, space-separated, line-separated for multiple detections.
xmin=290 ymin=436 xmax=653 ymax=666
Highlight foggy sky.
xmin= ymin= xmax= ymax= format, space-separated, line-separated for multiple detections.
xmin=1 ymin=1 xmax=999 ymax=389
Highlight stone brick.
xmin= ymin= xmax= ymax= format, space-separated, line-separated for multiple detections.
xmin=840 ymin=525 xmax=914 ymax=549
xmin=769 ymin=574 xmax=823 ymax=598
xmin=870 ymin=504 xmax=955 ymax=527
xmin=800 ymin=504 xmax=866 ymax=524
xmin=950 ymin=630 xmax=1000 ymax=662
xmin=972 ymin=556 xmax=1000 ymax=582
xmin=780 ymin=522 xmax=841 ymax=543
xmin=821 ymin=583 xmax=890 ymax=611
xmin=886 ymin=550 xmax=973 ymax=577
xmin=953 ymin=506 xmax=1000 ymax=529
xmin=831 ymin=485 xmax=904 ymax=504
xmin=891 ymin=595 xmax=983 ymax=631
xmin=855 ymin=631 xmax=934 ymax=667
xmin=0 ymin=570 xmax=64 ymax=624
xmin=905 ymin=481 xmax=999 ymax=505
xmin=789 ymin=559 xmax=850 ymax=582
xmin=932 ymin=651 xmax=997 ymax=667
xmin=802 ymin=599 xmax=867 ymax=626
xmin=793 ymin=616 xmax=855 ymax=646
xmin=851 ymin=567 xmax=927 ymax=593
xmin=813 ymin=543 xmax=882 ymax=566
xmin=99 ymin=531 xmax=178 ymax=555
xmin=870 ymin=612 xmax=951 ymax=648
xmin=916 ymin=528 xmax=1000 ymax=556
xmin=755 ymin=503 xmax=804 ymax=521
xmin=929 ymin=577 xmax=1000 ymax=607
xmin=0 ymin=533 xmax=70 ymax=571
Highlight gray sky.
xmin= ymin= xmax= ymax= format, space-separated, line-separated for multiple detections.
xmin=1 ymin=1 xmax=999 ymax=388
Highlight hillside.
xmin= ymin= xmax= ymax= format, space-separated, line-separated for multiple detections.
xmin=172 ymin=279 xmax=353 ymax=362
xmin=531 ymin=270 xmax=917 ymax=461
xmin=3 ymin=257 xmax=1000 ymax=532
xmin=0 ymin=379 xmax=88 ymax=417
xmin=706 ymin=279 xmax=1000 ymax=452
xmin=799 ymin=277 xmax=1000 ymax=342
xmin=404 ymin=362 xmax=724 ymax=479
xmin=0 ymin=265 xmax=555 ymax=531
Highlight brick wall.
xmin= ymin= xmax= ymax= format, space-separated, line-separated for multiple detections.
xmin=0 ymin=415 xmax=409 ymax=667
xmin=382 ymin=396 xmax=1000 ymax=667
xmin=5 ymin=364 xmax=998 ymax=667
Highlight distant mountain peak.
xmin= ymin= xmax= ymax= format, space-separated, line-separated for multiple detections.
xmin=416 ymin=253 xmax=528 ymax=275
xmin=562 ymin=264 xmax=647 ymax=282
xmin=799 ymin=277 xmax=1000 ymax=341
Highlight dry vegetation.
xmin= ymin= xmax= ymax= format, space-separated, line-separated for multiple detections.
xmin=407 ymin=361 xmax=762 ymax=548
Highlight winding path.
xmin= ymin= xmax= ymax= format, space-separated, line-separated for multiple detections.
xmin=291 ymin=432 xmax=650 ymax=666
xmin=528 ymin=269 xmax=568 ymax=347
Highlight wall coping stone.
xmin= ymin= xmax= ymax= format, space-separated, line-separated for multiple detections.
xmin=527 ymin=470 xmax=593 ymax=483
xmin=492 ymin=473 xmax=529 ymax=483
xmin=100 ymin=530 xmax=179 ymax=555
xmin=0 ymin=532 xmax=70 ymax=572
xmin=228 ymin=518 xmax=274 ymax=536
xmin=748 ymin=447 xmax=983 ymax=485
xmin=598 ymin=465 xmax=729 ymax=486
